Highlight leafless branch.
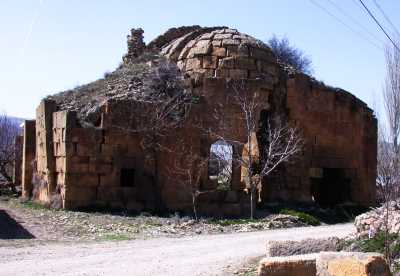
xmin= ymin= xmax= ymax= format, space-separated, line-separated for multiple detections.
xmin=0 ymin=113 xmax=20 ymax=184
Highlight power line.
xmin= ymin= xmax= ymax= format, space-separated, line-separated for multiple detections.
xmin=308 ymin=0 xmax=383 ymax=51
xmin=325 ymin=0 xmax=385 ymax=45
xmin=358 ymin=0 xmax=400 ymax=52
xmin=372 ymin=0 xmax=400 ymax=38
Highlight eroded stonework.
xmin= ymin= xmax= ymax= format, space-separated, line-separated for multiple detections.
xmin=19 ymin=26 xmax=377 ymax=216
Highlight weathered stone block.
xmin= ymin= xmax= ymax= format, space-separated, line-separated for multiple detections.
xmin=214 ymin=33 xmax=232 ymax=40
xmin=98 ymin=186 xmax=123 ymax=201
xmin=202 ymin=56 xmax=218 ymax=69
xmin=215 ymin=68 xmax=230 ymax=78
xmin=316 ymin=252 xmax=391 ymax=276
xmin=258 ymin=254 xmax=317 ymax=276
xmin=68 ymin=156 xmax=90 ymax=173
xmin=235 ymin=57 xmax=256 ymax=70
xmin=195 ymin=69 xmax=215 ymax=78
xmin=219 ymin=57 xmax=235 ymax=69
xmin=251 ymin=47 xmax=274 ymax=61
xmin=55 ymin=157 xmax=66 ymax=172
xmin=256 ymin=60 xmax=279 ymax=76
xmin=266 ymin=237 xmax=341 ymax=257
xmin=226 ymin=45 xmax=249 ymax=57
xmin=99 ymin=173 xmax=118 ymax=186
xmin=222 ymin=39 xmax=240 ymax=46
xmin=66 ymin=186 xmax=97 ymax=202
xmin=229 ymin=69 xmax=248 ymax=78
xmin=211 ymin=46 xmax=226 ymax=57
xmin=100 ymin=143 xmax=114 ymax=156
xmin=185 ymin=57 xmax=202 ymax=71
xmin=67 ymin=173 xmax=98 ymax=187
xmin=188 ymin=40 xmax=211 ymax=57
xmin=211 ymin=40 xmax=222 ymax=47
xmin=89 ymin=160 xmax=113 ymax=174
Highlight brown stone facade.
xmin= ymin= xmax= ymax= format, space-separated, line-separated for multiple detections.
xmin=19 ymin=27 xmax=377 ymax=216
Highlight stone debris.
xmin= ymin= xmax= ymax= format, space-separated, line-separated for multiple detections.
xmin=0 ymin=198 xmax=307 ymax=242
xmin=354 ymin=201 xmax=400 ymax=237
xmin=266 ymin=237 xmax=342 ymax=257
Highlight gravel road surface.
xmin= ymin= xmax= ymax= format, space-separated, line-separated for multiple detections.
xmin=0 ymin=223 xmax=354 ymax=276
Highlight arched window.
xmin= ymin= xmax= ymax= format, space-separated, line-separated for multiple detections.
xmin=208 ymin=140 xmax=233 ymax=190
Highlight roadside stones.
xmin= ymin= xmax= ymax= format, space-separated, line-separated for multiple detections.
xmin=258 ymin=252 xmax=391 ymax=276
xmin=258 ymin=254 xmax=317 ymax=276
xmin=266 ymin=237 xmax=342 ymax=257
xmin=354 ymin=201 xmax=400 ymax=237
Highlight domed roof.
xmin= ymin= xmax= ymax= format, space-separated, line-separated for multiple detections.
xmin=160 ymin=28 xmax=278 ymax=79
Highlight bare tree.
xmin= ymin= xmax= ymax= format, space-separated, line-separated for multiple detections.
xmin=170 ymin=142 xmax=209 ymax=220
xmin=268 ymin=35 xmax=313 ymax=75
xmin=206 ymin=80 xmax=303 ymax=219
xmin=0 ymin=113 xmax=20 ymax=186
xmin=384 ymin=42 xmax=400 ymax=155
xmin=375 ymin=42 xmax=400 ymax=269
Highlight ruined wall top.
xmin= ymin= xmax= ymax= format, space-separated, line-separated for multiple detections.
xmin=123 ymin=28 xmax=146 ymax=62
xmin=122 ymin=26 xmax=280 ymax=81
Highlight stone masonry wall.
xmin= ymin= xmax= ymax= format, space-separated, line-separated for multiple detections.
xmin=34 ymin=100 xmax=56 ymax=203
xmin=281 ymin=74 xmax=377 ymax=205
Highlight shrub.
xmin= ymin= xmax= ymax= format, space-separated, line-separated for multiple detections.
xmin=268 ymin=35 xmax=313 ymax=75
xmin=280 ymin=208 xmax=321 ymax=226
xmin=359 ymin=231 xmax=400 ymax=256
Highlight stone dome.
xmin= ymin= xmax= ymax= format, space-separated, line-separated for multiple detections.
xmin=160 ymin=28 xmax=279 ymax=79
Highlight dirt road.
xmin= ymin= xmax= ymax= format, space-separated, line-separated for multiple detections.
xmin=0 ymin=223 xmax=353 ymax=276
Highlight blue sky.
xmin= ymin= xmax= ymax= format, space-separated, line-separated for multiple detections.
xmin=0 ymin=0 xmax=398 ymax=118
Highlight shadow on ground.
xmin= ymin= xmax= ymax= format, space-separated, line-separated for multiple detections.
xmin=0 ymin=210 xmax=35 ymax=239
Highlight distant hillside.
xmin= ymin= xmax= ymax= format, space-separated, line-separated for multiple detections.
xmin=5 ymin=116 xmax=25 ymax=127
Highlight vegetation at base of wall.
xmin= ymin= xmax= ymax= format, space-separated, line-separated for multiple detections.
xmin=20 ymin=200 xmax=49 ymax=210
xmin=279 ymin=208 xmax=321 ymax=226
xmin=262 ymin=203 xmax=369 ymax=224
xmin=100 ymin=233 xmax=132 ymax=241
xmin=209 ymin=218 xmax=259 ymax=226
xmin=358 ymin=231 xmax=400 ymax=255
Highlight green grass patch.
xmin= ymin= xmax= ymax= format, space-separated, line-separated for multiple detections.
xmin=20 ymin=201 xmax=48 ymax=210
xmin=209 ymin=218 xmax=259 ymax=226
xmin=358 ymin=231 xmax=400 ymax=254
xmin=100 ymin=233 xmax=131 ymax=241
xmin=280 ymin=208 xmax=321 ymax=226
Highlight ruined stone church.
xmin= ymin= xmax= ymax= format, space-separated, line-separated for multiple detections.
xmin=19 ymin=26 xmax=377 ymax=216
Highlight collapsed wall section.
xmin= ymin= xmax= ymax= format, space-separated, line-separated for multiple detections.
xmin=61 ymin=100 xmax=157 ymax=211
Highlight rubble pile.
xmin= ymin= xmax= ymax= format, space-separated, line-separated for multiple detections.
xmin=354 ymin=201 xmax=400 ymax=236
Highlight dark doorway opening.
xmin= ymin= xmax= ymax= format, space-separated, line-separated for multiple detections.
xmin=120 ymin=169 xmax=135 ymax=187
xmin=310 ymin=168 xmax=351 ymax=206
